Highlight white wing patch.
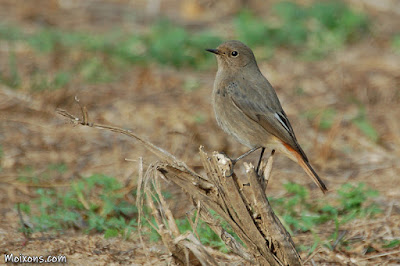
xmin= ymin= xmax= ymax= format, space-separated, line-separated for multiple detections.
xmin=274 ymin=112 xmax=290 ymax=132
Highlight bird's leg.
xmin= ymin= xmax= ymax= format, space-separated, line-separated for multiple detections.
xmin=256 ymin=147 xmax=265 ymax=175
xmin=233 ymin=147 xmax=261 ymax=163
xmin=226 ymin=147 xmax=261 ymax=177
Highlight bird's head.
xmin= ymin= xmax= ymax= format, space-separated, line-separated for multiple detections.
xmin=206 ymin=40 xmax=257 ymax=71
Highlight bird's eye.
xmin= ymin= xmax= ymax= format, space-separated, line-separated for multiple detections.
xmin=231 ymin=51 xmax=239 ymax=57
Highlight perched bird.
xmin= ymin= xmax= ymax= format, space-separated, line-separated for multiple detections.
xmin=206 ymin=40 xmax=327 ymax=193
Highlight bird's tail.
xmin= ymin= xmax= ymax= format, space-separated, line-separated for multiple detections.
xmin=296 ymin=155 xmax=328 ymax=194
xmin=281 ymin=142 xmax=328 ymax=194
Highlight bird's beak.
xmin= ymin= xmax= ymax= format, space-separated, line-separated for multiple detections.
xmin=206 ymin=48 xmax=220 ymax=55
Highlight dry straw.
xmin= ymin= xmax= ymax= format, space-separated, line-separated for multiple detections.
xmin=57 ymin=98 xmax=303 ymax=265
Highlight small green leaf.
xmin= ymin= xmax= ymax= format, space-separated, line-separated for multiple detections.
xmin=393 ymin=35 xmax=400 ymax=53
xmin=383 ymin=239 xmax=400 ymax=249
xmin=353 ymin=118 xmax=378 ymax=142
xmin=352 ymin=107 xmax=378 ymax=142
xmin=104 ymin=228 xmax=119 ymax=239
xmin=18 ymin=203 xmax=31 ymax=214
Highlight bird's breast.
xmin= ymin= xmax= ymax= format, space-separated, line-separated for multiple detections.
xmin=212 ymin=80 xmax=271 ymax=148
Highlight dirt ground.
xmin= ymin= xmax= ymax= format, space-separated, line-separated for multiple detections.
xmin=0 ymin=0 xmax=399 ymax=265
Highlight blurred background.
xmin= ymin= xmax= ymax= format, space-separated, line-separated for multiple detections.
xmin=0 ymin=0 xmax=399 ymax=264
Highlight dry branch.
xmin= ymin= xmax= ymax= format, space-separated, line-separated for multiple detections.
xmin=57 ymin=103 xmax=302 ymax=265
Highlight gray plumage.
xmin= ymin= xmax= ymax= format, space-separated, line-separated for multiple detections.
xmin=207 ymin=40 xmax=327 ymax=193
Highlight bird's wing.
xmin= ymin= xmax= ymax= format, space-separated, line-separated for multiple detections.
xmin=226 ymin=79 xmax=309 ymax=162
xmin=225 ymin=78 xmax=328 ymax=193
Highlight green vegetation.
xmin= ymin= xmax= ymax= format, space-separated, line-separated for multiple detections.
xmin=145 ymin=20 xmax=222 ymax=69
xmin=19 ymin=170 xmax=382 ymax=252
xmin=270 ymin=182 xmax=381 ymax=252
xmin=8 ymin=0 xmax=379 ymax=253
xmin=18 ymin=174 xmax=137 ymax=239
xmin=383 ymin=239 xmax=400 ymax=249
xmin=30 ymin=71 xmax=72 ymax=91
xmin=0 ymin=1 xmax=369 ymax=90
xmin=0 ymin=51 xmax=21 ymax=88
xmin=17 ymin=164 xmax=67 ymax=185
xmin=303 ymin=105 xmax=379 ymax=142
xmin=392 ymin=34 xmax=400 ymax=53
xmin=352 ymin=106 xmax=379 ymax=142
xmin=172 ymin=211 xmax=240 ymax=253
xmin=303 ymin=107 xmax=338 ymax=130
xmin=235 ymin=1 xmax=369 ymax=59
xmin=0 ymin=21 xmax=222 ymax=90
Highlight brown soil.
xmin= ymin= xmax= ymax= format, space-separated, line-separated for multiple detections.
xmin=0 ymin=0 xmax=399 ymax=265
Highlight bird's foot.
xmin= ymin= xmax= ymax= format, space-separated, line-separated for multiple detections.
xmin=225 ymin=158 xmax=237 ymax=177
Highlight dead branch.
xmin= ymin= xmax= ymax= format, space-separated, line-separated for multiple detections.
xmin=57 ymin=102 xmax=302 ymax=265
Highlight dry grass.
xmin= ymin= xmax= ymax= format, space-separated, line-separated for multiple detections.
xmin=0 ymin=0 xmax=399 ymax=265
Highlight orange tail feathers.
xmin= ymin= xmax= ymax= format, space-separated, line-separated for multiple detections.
xmin=282 ymin=143 xmax=328 ymax=194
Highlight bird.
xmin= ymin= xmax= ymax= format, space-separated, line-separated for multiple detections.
xmin=206 ymin=40 xmax=327 ymax=193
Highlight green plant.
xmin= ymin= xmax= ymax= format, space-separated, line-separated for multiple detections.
xmin=169 ymin=210 xmax=241 ymax=253
xmin=302 ymin=107 xmax=337 ymax=130
xmin=19 ymin=166 xmax=380 ymax=253
xmin=234 ymin=9 xmax=273 ymax=48
xmin=393 ymin=34 xmax=400 ymax=53
xmin=144 ymin=20 xmax=222 ymax=69
xmin=0 ymin=2 xmax=369 ymax=92
xmin=0 ymin=23 xmax=23 ymax=41
xmin=383 ymin=239 xmax=400 ymax=249
xmin=19 ymin=174 xmax=137 ymax=239
xmin=352 ymin=106 xmax=379 ymax=142
xmin=0 ymin=51 xmax=21 ymax=89
xmin=79 ymin=57 xmax=115 ymax=83
xmin=337 ymin=183 xmax=380 ymax=220
xmin=234 ymin=1 xmax=369 ymax=59
xmin=31 ymin=71 xmax=72 ymax=91
xmin=269 ymin=182 xmax=381 ymax=252
xmin=0 ymin=20 xmax=223 ymax=91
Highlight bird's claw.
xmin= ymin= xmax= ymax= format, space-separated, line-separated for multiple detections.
xmin=225 ymin=159 xmax=237 ymax=177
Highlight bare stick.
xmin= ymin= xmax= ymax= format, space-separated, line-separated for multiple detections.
xmin=57 ymin=107 xmax=192 ymax=171
xmin=58 ymin=104 xmax=302 ymax=265
xmin=135 ymin=158 xmax=149 ymax=259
